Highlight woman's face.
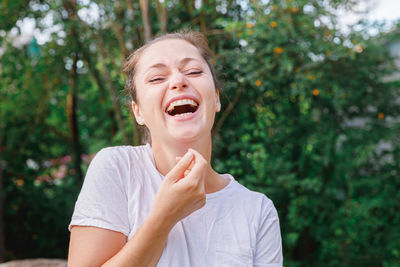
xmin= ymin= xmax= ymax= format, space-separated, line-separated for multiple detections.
xmin=132 ymin=39 xmax=220 ymax=144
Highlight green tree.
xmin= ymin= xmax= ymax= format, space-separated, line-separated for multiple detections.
xmin=213 ymin=2 xmax=400 ymax=266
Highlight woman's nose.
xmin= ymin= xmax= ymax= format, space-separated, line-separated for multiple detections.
xmin=169 ymin=72 xmax=188 ymax=90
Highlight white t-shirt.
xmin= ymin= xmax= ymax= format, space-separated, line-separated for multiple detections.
xmin=69 ymin=144 xmax=283 ymax=267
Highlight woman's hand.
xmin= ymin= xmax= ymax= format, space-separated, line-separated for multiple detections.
xmin=149 ymin=149 xmax=207 ymax=229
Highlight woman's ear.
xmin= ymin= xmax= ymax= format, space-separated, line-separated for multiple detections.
xmin=131 ymin=101 xmax=145 ymax=125
xmin=215 ymin=90 xmax=221 ymax=112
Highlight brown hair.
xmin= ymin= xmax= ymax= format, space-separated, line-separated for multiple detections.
xmin=123 ymin=30 xmax=220 ymax=104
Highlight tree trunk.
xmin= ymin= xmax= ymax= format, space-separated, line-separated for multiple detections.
xmin=97 ymin=34 xmax=131 ymax=145
xmin=77 ymin=16 xmax=138 ymax=145
xmin=112 ymin=23 xmax=130 ymax=58
xmin=199 ymin=12 xmax=206 ymax=34
xmin=181 ymin=0 xmax=193 ymax=15
xmin=0 ymin=102 xmax=5 ymax=262
xmin=127 ymin=0 xmax=135 ymax=15
xmin=199 ymin=0 xmax=206 ymax=34
xmin=81 ymin=46 xmax=108 ymax=103
xmin=66 ymin=54 xmax=83 ymax=181
xmin=112 ymin=2 xmax=131 ymax=58
xmin=139 ymin=0 xmax=152 ymax=42
xmin=64 ymin=0 xmax=83 ymax=181
xmin=156 ymin=0 xmax=168 ymax=33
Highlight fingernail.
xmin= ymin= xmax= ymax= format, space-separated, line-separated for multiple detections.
xmin=185 ymin=150 xmax=193 ymax=158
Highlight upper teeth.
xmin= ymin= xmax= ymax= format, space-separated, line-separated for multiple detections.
xmin=167 ymin=99 xmax=198 ymax=112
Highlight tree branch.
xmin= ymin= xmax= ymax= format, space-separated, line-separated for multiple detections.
xmin=212 ymin=86 xmax=244 ymax=137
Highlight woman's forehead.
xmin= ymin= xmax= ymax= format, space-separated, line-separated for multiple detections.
xmin=136 ymin=39 xmax=205 ymax=72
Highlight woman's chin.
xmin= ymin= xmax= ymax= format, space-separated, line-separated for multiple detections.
xmin=168 ymin=128 xmax=207 ymax=144
xmin=173 ymin=133 xmax=198 ymax=143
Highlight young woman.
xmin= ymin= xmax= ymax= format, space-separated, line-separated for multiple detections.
xmin=68 ymin=31 xmax=282 ymax=267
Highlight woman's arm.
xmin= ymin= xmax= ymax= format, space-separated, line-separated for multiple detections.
xmin=68 ymin=226 xmax=127 ymax=267
xmin=68 ymin=213 xmax=171 ymax=267
xmin=68 ymin=149 xmax=207 ymax=267
xmin=253 ymin=199 xmax=283 ymax=267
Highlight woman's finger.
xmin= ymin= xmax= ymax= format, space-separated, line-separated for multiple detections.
xmin=180 ymin=157 xmax=194 ymax=176
xmin=184 ymin=149 xmax=207 ymax=182
xmin=165 ymin=151 xmax=193 ymax=183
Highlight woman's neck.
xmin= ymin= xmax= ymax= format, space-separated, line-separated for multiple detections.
xmin=150 ymin=135 xmax=229 ymax=194
xmin=151 ymin=135 xmax=212 ymax=176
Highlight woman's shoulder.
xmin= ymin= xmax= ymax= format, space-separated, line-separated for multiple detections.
xmin=224 ymin=176 xmax=277 ymax=216
xmin=228 ymin=176 xmax=273 ymax=202
xmin=94 ymin=144 xmax=152 ymax=161
xmin=83 ymin=144 xmax=155 ymax=190
xmin=89 ymin=144 xmax=153 ymax=170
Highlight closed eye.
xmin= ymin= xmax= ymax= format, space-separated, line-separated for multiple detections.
xmin=187 ymin=70 xmax=202 ymax=75
xmin=149 ymin=77 xmax=164 ymax=83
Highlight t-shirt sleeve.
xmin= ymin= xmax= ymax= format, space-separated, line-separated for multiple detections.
xmin=254 ymin=197 xmax=283 ymax=267
xmin=68 ymin=148 xmax=130 ymax=236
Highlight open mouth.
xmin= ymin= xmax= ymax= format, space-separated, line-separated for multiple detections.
xmin=166 ymin=99 xmax=199 ymax=117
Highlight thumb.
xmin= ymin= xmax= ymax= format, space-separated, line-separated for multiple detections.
xmin=165 ymin=151 xmax=193 ymax=183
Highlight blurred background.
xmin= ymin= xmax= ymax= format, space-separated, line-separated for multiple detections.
xmin=1 ymin=0 xmax=400 ymax=266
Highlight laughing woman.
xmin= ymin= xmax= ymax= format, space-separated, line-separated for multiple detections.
xmin=68 ymin=30 xmax=283 ymax=267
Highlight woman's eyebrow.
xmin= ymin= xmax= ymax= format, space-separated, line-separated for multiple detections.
xmin=144 ymin=57 xmax=202 ymax=74
xmin=179 ymin=57 xmax=202 ymax=67
xmin=145 ymin=63 xmax=167 ymax=74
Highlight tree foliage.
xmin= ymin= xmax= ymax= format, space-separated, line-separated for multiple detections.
xmin=1 ymin=0 xmax=399 ymax=266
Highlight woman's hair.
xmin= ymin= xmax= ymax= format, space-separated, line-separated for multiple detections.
xmin=123 ymin=30 xmax=220 ymax=143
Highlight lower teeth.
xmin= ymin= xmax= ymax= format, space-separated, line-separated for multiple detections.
xmin=175 ymin=112 xmax=192 ymax=117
